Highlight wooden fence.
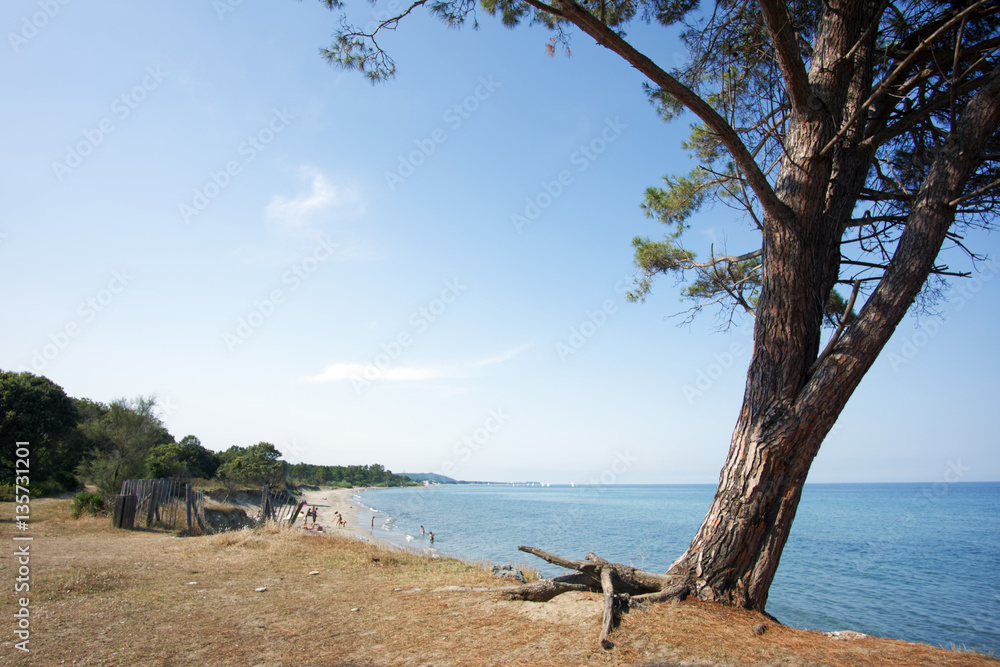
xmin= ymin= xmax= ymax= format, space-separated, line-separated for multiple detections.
xmin=259 ymin=483 xmax=300 ymax=525
xmin=115 ymin=479 xmax=208 ymax=533
xmin=113 ymin=479 xmax=300 ymax=533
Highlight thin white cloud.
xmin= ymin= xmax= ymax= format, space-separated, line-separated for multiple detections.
xmin=304 ymin=363 xmax=449 ymax=383
xmin=469 ymin=343 xmax=533 ymax=367
xmin=265 ymin=168 xmax=361 ymax=230
xmin=303 ymin=345 xmax=532 ymax=384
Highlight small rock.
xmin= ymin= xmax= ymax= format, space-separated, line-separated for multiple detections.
xmin=350 ymin=607 xmax=361 ymax=612
xmin=255 ymin=587 xmax=267 ymax=593
xmin=753 ymin=623 xmax=767 ymax=636
xmin=309 ymin=571 xmax=320 ymax=576
xmin=825 ymin=630 xmax=867 ymax=640
xmin=186 ymin=582 xmax=198 ymax=585
xmin=490 ymin=564 xmax=527 ymax=584
xmin=394 ymin=587 xmax=402 ymax=591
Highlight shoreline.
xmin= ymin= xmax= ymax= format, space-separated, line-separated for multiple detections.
xmin=7 ymin=497 xmax=988 ymax=666
xmin=300 ymin=486 xmax=443 ymax=559
xmin=297 ymin=486 xmax=400 ymax=551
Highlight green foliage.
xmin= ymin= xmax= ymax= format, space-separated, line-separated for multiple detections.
xmin=217 ymin=442 xmax=287 ymax=488
xmin=75 ymin=396 xmax=174 ymax=496
xmin=145 ymin=442 xmax=185 ymax=479
xmin=0 ymin=370 xmax=82 ymax=484
xmin=286 ymin=462 xmax=411 ymax=488
xmin=627 ymin=236 xmax=697 ymax=302
xmin=51 ymin=470 xmax=80 ymax=492
xmin=70 ymin=491 xmax=105 ymax=518
xmin=177 ymin=435 xmax=221 ymax=479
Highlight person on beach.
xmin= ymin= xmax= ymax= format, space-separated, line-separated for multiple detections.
xmin=421 ymin=525 xmax=425 ymax=536
xmin=429 ymin=532 xmax=434 ymax=544
xmin=371 ymin=516 xmax=375 ymax=530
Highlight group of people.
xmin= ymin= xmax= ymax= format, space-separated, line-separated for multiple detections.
xmin=302 ymin=505 xmax=323 ymax=532
xmin=301 ymin=500 xmax=435 ymax=543
xmin=301 ymin=503 xmax=348 ymax=531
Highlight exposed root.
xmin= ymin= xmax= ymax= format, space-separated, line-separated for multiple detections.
xmin=502 ymin=546 xmax=689 ymax=650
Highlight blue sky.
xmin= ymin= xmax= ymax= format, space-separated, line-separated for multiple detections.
xmin=3 ymin=0 xmax=998 ymax=484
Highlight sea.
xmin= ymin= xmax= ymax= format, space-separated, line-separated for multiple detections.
xmin=353 ymin=482 xmax=1000 ymax=652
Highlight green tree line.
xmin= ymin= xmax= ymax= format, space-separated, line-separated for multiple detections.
xmin=0 ymin=370 xmax=411 ymax=499
xmin=286 ymin=462 xmax=410 ymax=488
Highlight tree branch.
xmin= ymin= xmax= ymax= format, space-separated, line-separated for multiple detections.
xmin=598 ymin=567 xmax=616 ymax=650
xmin=758 ymin=0 xmax=815 ymax=114
xmin=821 ymin=0 xmax=991 ymax=156
xmin=804 ymin=64 xmax=1000 ymax=398
xmin=521 ymin=0 xmax=564 ymax=19
xmin=808 ymin=279 xmax=860 ymax=375
xmin=551 ymin=0 xmax=791 ymax=227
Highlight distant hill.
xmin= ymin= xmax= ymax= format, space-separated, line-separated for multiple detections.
xmin=400 ymin=472 xmax=459 ymax=483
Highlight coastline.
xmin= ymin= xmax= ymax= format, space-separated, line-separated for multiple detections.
xmin=4 ymin=497 xmax=992 ymax=666
xmin=298 ymin=486 xmax=397 ymax=550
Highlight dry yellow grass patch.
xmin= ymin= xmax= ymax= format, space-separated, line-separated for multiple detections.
xmin=1 ymin=498 xmax=995 ymax=666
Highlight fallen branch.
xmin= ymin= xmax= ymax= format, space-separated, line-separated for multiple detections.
xmin=500 ymin=573 xmax=599 ymax=602
xmin=501 ymin=546 xmax=690 ymax=650
xmin=599 ymin=567 xmax=617 ymax=650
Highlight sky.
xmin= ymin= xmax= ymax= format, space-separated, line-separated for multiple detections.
xmin=3 ymin=0 xmax=998 ymax=485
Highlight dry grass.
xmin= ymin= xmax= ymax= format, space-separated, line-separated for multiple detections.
xmin=1 ymin=498 xmax=995 ymax=666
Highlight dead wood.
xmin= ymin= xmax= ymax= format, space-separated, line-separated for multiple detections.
xmin=598 ymin=567 xmax=616 ymax=650
xmin=500 ymin=573 xmax=599 ymax=602
xmin=502 ymin=546 xmax=691 ymax=650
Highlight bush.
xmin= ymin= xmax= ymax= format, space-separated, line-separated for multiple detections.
xmin=0 ymin=484 xmax=13 ymax=502
xmin=29 ymin=480 xmax=62 ymax=497
xmin=71 ymin=491 xmax=105 ymax=518
xmin=52 ymin=471 xmax=80 ymax=492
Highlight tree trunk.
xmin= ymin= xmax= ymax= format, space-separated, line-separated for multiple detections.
xmin=666 ymin=63 xmax=1000 ymax=611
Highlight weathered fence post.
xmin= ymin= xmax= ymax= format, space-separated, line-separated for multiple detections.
xmin=112 ymin=494 xmax=137 ymax=530
xmin=288 ymin=501 xmax=306 ymax=527
xmin=186 ymin=483 xmax=193 ymax=531
xmin=260 ymin=483 xmax=270 ymax=523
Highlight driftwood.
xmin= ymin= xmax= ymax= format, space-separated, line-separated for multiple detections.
xmin=501 ymin=546 xmax=689 ymax=650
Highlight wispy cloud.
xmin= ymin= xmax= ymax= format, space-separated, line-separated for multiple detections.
xmin=469 ymin=343 xmax=533 ymax=368
xmin=303 ymin=344 xmax=532 ymax=384
xmin=304 ymin=363 xmax=449 ymax=383
xmin=266 ymin=167 xmax=361 ymax=231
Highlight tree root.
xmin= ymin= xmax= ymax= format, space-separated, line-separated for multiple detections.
xmin=500 ymin=546 xmax=689 ymax=650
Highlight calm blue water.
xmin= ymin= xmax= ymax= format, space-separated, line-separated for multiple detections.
xmin=354 ymin=483 xmax=1000 ymax=652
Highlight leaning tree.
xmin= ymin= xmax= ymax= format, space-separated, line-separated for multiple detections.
xmin=316 ymin=0 xmax=1000 ymax=647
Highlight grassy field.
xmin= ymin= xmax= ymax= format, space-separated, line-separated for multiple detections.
xmin=1 ymin=497 xmax=995 ymax=666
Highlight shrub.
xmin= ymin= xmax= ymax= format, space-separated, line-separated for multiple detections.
xmin=52 ymin=471 xmax=80 ymax=492
xmin=29 ymin=480 xmax=62 ymax=497
xmin=71 ymin=491 xmax=105 ymax=518
xmin=0 ymin=480 xmax=64 ymax=500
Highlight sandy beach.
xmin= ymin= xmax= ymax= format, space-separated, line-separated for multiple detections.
xmin=298 ymin=486 xmax=390 ymax=546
